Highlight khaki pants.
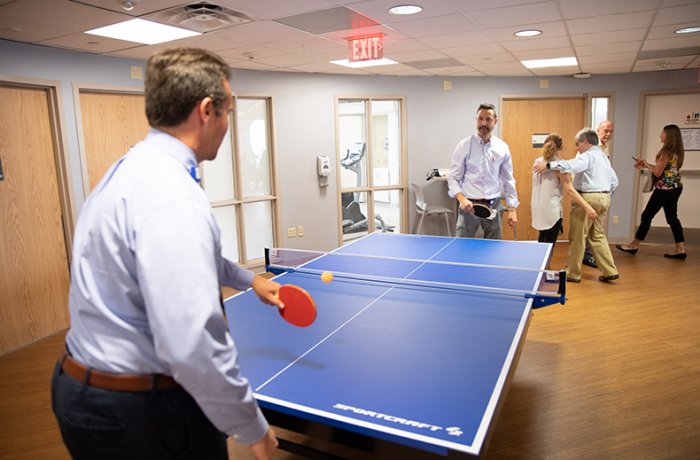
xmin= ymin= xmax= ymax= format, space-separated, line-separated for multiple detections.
xmin=566 ymin=193 xmax=618 ymax=280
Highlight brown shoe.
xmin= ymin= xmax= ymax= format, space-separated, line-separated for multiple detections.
xmin=599 ymin=274 xmax=620 ymax=282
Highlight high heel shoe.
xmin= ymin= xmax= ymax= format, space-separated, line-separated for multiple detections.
xmin=664 ymin=252 xmax=687 ymax=260
xmin=615 ymin=244 xmax=638 ymax=255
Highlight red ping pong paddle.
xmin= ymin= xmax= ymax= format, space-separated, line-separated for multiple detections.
xmin=278 ymin=285 xmax=317 ymax=327
xmin=473 ymin=203 xmax=497 ymax=220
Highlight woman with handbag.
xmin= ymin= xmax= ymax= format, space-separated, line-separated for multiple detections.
xmin=616 ymin=124 xmax=686 ymax=259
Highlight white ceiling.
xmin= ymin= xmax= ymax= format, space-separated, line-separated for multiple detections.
xmin=1 ymin=0 xmax=699 ymax=77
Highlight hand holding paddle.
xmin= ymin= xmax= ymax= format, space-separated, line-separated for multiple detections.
xmin=458 ymin=196 xmax=497 ymax=220
xmin=472 ymin=203 xmax=498 ymax=220
xmin=251 ymin=275 xmax=284 ymax=308
xmin=251 ymin=275 xmax=317 ymax=327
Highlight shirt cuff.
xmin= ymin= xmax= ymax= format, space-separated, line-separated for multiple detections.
xmin=229 ymin=407 xmax=270 ymax=445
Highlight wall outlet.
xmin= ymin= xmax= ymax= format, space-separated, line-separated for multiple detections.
xmin=297 ymin=226 xmax=304 ymax=237
xmin=287 ymin=227 xmax=297 ymax=238
xmin=613 ymin=215 xmax=619 ymax=224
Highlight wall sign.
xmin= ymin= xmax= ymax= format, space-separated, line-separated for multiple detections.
xmin=680 ymin=128 xmax=700 ymax=151
xmin=347 ymin=33 xmax=384 ymax=62
xmin=532 ymin=133 xmax=548 ymax=148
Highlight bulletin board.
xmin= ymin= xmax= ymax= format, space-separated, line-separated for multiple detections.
xmin=680 ymin=128 xmax=700 ymax=151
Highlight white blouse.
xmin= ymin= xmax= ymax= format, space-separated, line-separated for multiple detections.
xmin=531 ymin=156 xmax=563 ymax=230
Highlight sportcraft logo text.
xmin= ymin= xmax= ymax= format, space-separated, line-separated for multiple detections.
xmin=333 ymin=403 xmax=463 ymax=436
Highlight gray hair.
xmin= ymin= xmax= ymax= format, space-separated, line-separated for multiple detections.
xmin=575 ymin=128 xmax=599 ymax=146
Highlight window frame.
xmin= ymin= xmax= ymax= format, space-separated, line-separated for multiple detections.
xmin=202 ymin=94 xmax=278 ymax=268
xmin=335 ymin=96 xmax=407 ymax=245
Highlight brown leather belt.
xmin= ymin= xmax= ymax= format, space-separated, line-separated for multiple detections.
xmin=61 ymin=353 xmax=180 ymax=392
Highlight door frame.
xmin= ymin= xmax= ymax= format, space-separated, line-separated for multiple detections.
xmin=1 ymin=74 xmax=76 ymax=251
xmin=0 ymin=75 xmax=75 ymax=352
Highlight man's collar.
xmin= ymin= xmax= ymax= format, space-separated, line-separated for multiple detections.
xmin=476 ymin=133 xmax=492 ymax=144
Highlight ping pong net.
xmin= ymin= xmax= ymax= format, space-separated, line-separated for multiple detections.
xmin=265 ymin=248 xmax=566 ymax=309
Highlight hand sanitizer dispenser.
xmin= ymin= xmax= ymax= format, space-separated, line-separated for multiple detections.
xmin=317 ymin=155 xmax=331 ymax=187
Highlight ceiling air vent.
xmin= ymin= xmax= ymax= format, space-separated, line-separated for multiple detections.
xmin=145 ymin=2 xmax=251 ymax=33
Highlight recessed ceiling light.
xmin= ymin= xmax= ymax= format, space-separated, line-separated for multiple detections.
xmin=674 ymin=26 xmax=700 ymax=34
xmin=330 ymin=58 xmax=398 ymax=69
xmin=388 ymin=5 xmax=423 ymax=15
xmin=521 ymin=57 xmax=578 ymax=69
xmin=573 ymin=72 xmax=591 ymax=79
xmin=514 ymin=29 xmax=542 ymax=37
xmin=85 ymin=18 xmax=200 ymax=45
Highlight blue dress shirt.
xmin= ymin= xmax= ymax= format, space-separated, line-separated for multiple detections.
xmin=65 ymin=129 xmax=267 ymax=444
xmin=550 ymin=145 xmax=618 ymax=193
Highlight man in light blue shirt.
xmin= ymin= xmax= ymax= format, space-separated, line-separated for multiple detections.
xmin=52 ymin=48 xmax=281 ymax=459
xmin=447 ymin=103 xmax=519 ymax=239
xmin=534 ymin=127 xmax=619 ymax=283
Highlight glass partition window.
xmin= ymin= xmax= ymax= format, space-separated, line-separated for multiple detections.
xmin=592 ymin=96 xmax=610 ymax=131
xmin=243 ymin=201 xmax=274 ymax=261
xmin=337 ymin=97 xmax=405 ymax=244
xmin=371 ymin=99 xmax=401 ymax=187
xmin=238 ymin=99 xmax=272 ymax=197
xmin=338 ymin=100 xmax=368 ymax=189
xmin=201 ymin=96 xmax=277 ymax=265
xmin=591 ymin=95 xmax=613 ymax=157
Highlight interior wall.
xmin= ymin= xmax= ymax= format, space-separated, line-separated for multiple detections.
xmin=2 ymin=39 xmax=698 ymax=254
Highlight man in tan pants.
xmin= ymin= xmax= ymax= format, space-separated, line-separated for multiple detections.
xmin=534 ymin=127 xmax=619 ymax=283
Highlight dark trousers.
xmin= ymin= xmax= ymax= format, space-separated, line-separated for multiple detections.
xmin=635 ymin=187 xmax=684 ymax=243
xmin=538 ymin=218 xmax=563 ymax=247
xmin=51 ymin=361 xmax=228 ymax=460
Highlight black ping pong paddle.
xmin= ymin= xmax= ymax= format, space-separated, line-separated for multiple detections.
xmin=473 ymin=203 xmax=497 ymax=220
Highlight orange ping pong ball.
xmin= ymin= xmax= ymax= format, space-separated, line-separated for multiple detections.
xmin=321 ymin=271 xmax=333 ymax=283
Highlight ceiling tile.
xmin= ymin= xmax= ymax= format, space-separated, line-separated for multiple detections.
xmin=566 ymin=11 xmax=655 ymax=35
xmin=571 ymin=29 xmax=648 ymax=47
xmin=465 ymin=1 xmax=562 ymax=28
xmin=558 ymin=0 xmax=659 ymax=19
xmin=652 ymin=3 xmax=700 ymax=26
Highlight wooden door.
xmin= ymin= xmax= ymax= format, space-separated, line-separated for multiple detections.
xmin=0 ymin=85 xmax=70 ymax=353
xmin=79 ymin=91 xmax=148 ymax=192
xmin=501 ymin=98 xmax=586 ymax=241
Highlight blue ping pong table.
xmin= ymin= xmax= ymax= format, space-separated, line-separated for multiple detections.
xmin=224 ymin=233 xmax=556 ymax=459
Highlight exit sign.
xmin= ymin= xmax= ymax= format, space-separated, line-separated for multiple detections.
xmin=347 ymin=33 xmax=384 ymax=62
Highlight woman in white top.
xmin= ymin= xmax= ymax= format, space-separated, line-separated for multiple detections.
xmin=532 ymin=133 xmax=597 ymax=250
